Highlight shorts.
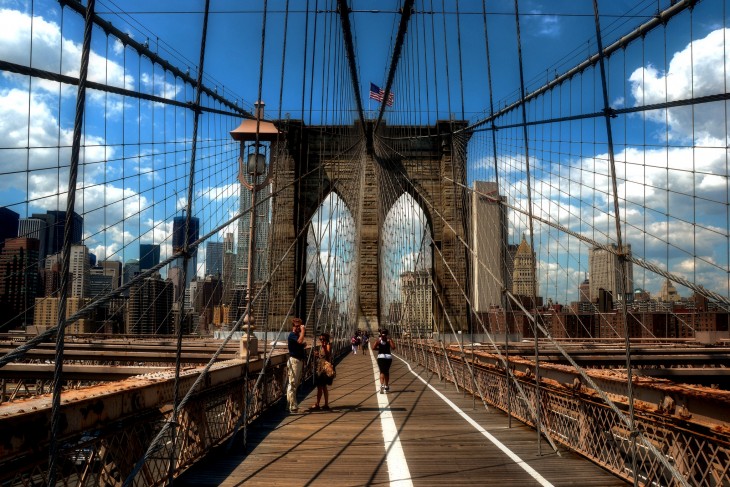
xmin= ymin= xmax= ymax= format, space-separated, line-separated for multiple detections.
xmin=377 ymin=357 xmax=392 ymax=374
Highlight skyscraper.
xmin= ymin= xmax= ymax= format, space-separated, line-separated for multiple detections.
xmin=206 ymin=241 xmax=224 ymax=277
xmin=30 ymin=211 xmax=83 ymax=262
xmin=0 ymin=237 xmax=40 ymax=329
xmin=139 ymin=243 xmax=161 ymax=272
xmin=589 ymin=244 xmax=634 ymax=303
xmin=100 ymin=260 xmax=122 ymax=289
xmin=18 ymin=217 xmax=47 ymax=266
xmin=127 ymin=275 xmax=174 ymax=334
xmin=171 ymin=215 xmax=200 ymax=288
xmin=69 ymin=244 xmax=91 ymax=298
xmin=0 ymin=207 xmax=19 ymax=250
xmin=400 ymin=270 xmax=432 ymax=334
xmin=470 ymin=181 xmax=508 ymax=312
xmin=222 ymin=233 xmax=236 ymax=305
xmin=237 ymin=181 xmax=270 ymax=288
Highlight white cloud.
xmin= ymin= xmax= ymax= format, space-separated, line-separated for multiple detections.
xmin=629 ymin=28 xmax=730 ymax=142
xmin=0 ymin=8 xmax=133 ymax=96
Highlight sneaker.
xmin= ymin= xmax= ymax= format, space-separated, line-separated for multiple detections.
xmin=380 ymin=385 xmax=385 ymax=394
xmin=384 ymin=385 xmax=390 ymax=391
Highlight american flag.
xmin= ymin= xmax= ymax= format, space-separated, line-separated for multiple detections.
xmin=369 ymin=83 xmax=394 ymax=107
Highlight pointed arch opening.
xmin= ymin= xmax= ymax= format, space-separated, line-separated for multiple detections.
xmin=306 ymin=192 xmax=357 ymax=337
xmin=380 ymin=193 xmax=433 ymax=337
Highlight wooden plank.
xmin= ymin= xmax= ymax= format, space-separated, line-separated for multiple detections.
xmin=178 ymin=350 xmax=627 ymax=486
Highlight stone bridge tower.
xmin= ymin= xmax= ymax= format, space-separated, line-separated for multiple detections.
xmin=267 ymin=120 xmax=470 ymax=335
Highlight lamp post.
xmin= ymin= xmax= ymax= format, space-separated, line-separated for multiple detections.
xmin=230 ymin=101 xmax=280 ymax=359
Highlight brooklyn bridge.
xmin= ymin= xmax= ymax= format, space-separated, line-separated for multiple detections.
xmin=0 ymin=0 xmax=729 ymax=485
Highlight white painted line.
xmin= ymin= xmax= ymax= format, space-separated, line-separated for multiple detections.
xmin=370 ymin=348 xmax=413 ymax=487
xmin=395 ymin=355 xmax=555 ymax=487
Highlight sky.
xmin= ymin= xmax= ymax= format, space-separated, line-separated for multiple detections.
xmin=1 ymin=0 xmax=730 ymax=309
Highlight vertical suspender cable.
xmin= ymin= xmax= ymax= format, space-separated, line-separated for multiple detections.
xmin=481 ymin=0 xmax=513 ymax=427
xmin=512 ymin=0 xmax=542 ymax=455
xmin=590 ymin=1 xmax=637 ymax=483
xmin=170 ymin=0 xmax=211 ymax=481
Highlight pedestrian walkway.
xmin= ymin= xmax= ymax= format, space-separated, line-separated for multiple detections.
xmin=178 ymin=347 xmax=625 ymax=486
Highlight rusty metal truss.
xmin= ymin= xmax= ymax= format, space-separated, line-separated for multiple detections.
xmin=401 ymin=342 xmax=730 ymax=486
xmin=0 ymin=351 xmax=313 ymax=486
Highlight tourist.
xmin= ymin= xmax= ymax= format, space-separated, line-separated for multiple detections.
xmin=311 ymin=332 xmax=333 ymax=410
xmin=372 ymin=329 xmax=395 ymax=393
xmin=286 ymin=317 xmax=306 ymax=412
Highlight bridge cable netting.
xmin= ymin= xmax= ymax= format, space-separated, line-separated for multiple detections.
xmin=0 ymin=0 xmax=729 ymax=486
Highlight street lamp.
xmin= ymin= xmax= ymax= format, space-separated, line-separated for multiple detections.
xmin=230 ymin=101 xmax=280 ymax=359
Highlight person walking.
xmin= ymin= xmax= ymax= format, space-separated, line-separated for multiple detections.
xmin=373 ymin=329 xmax=395 ymax=394
xmin=311 ymin=332 xmax=333 ymax=410
xmin=361 ymin=331 xmax=369 ymax=354
xmin=286 ymin=317 xmax=306 ymax=412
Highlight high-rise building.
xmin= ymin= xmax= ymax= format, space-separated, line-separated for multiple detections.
xmin=69 ymin=244 xmax=90 ymax=298
xmin=512 ymin=235 xmax=537 ymax=298
xmin=18 ymin=217 xmax=47 ymax=266
xmin=578 ymin=275 xmax=590 ymax=302
xmin=0 ymin=237 xmax=40 ymax=329
xmin=123 ymin=259 xmax=140 ymax=285
xmin=33 ymin=296 xmax=93 ymax=334
xmin=588 ymin=244 xmax=633 ymax=302
xmin=127 ymin=274 xmax=174 ymax=334
xmin=470 ymin=181 xmax=508 ymax=312
xmin=139 ymin=243 xmax=161 ymax=272
xmin=90 ymin=266 xmax=114 ymax=299
xmin=206 ymin=241 xmax=224 ymax=277
xmin=400 ymin=270 xmax=432 ymax=333
xmin=222 ymin=233 xmax=236 ymax=305
xmin=237 ymin=181 xmax=270 ymax=288
xmin=0 ymin=208 xmax=19 ymax=251
xmin=29 ymin=211 xmax=83 ymax=263
xmin=193 ymin=275 xmax=223 ymax=332
xmin=657 ymin=279 xmax=681 ymax=302
xmin=100 ymin=260 xmax=122 ymax=289
xmin=171 ymin=215 xmax=200 ymax=288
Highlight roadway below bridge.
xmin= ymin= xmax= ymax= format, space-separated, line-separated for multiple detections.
xmin=178 ymin=348 xmax=625 ymax=486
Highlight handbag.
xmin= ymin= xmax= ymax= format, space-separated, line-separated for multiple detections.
xmin=320 ymin=360 xmax=336 ymax=379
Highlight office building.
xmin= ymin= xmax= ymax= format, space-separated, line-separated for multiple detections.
xmin=29 ymin=210 xmax=83 ymax=262
xmin=69 ymin=244 xmax=90 ymax=298
xmin=171 ymin=215 xmax=200 ymax=288
xmin=400 ymin=270 xmax=432 ymax=333
xmin=18 ymin=217 xmax=47 ymax=266
xmin=237 ymin=181 xmax=270 ymax=288
xmin=512 ymin=235 xmax=537 ymax=298
xmin=139 ymin=243 xmax=160 ymax=272
xmin=0 ymin=237 xmax=40 ymax=329
xmin=589 ymin=244 xmax=634 ymax=302
xmin=470 ymin=181 xmax=508 ymax=312
xmin=127 ymin=274 xmax=174 ymax=334
xmin=0 ymin=208 xmax=19 ymax=250
xmin=222 ymin=233 xmax=236 ymax=305
xmin=206 ymin=241 xmax=224 ymax=277
xmin=100 ymin=260 xmax=122 ymax=289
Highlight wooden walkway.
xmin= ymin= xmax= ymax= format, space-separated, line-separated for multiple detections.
xmin=178 ymin=348 xmax=626 ymax=486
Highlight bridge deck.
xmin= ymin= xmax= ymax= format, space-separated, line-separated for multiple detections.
xmin=179 ymin=349 xmax=626 ymax=486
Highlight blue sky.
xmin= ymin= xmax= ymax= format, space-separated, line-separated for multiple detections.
xmin=1 ymin=0 xmax=729 ymax=307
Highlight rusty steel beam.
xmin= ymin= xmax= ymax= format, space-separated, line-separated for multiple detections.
xmin=0 ymin=351 xmax=289 ymax=463
xmin=460 ymin=347 xmax=730 ymax=427
xmin=0 ymin=364 xmax=169 ymax=381
xmin=0 ymin=348 xmax=237 ymax=365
